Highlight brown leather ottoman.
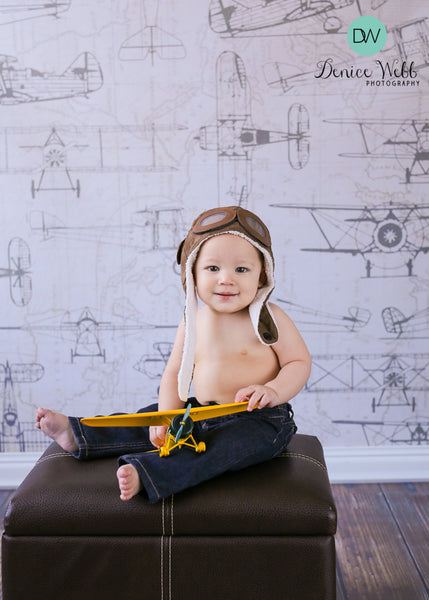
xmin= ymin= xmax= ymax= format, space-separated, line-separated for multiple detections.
xmin=2 ymin=434 xmax=337 ymax=600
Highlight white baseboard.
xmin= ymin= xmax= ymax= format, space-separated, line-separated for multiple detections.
xmin=324 ymin=445 xmax=429 ymax=483
xmin=1 ymin=446 xmax=429 ymax=489
xmin=0 ymin=453 xmax=41 ymax=489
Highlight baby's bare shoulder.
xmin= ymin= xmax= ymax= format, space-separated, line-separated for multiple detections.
xmin=268 ymin=302 xmax=295 ymax=326
xmin=268 ymin=302 xmax=311 ymax=362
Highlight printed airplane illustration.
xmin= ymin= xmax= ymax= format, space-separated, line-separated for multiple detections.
xmin=119 ymin=25 xmax=185 ymax=64
xmin=208 ymin=0 xmax=367 ymax=36
xmin=1 ymin=238 xmax=31 ymax=306
xmin=0 ymin=124 xmax=186 ymax=196
xmin=66 ymin=308 xmax=110 ymax=362
xmin=272 ymin=202 xmax=429 ymax=277
xmin=0 ymin=52 xmax=102 ymax=105
xmin=0 ymin=360 xmax=44 ymax=452
xmin=265 ymin=17 xmax=429 ymax=92
xmin=30 ymin=206 xmax=184 ymax=252
xmin=306 ymin=353 xmax=429 ymax=412
xmin=134 ymin=342 xmax=174 ymax=379
xmin=382 ymin=305 xmax=429 ymax=338
xmin=0 ymin=0 xmax=70 ymax=26
xmin=333 ymin=417 xmax=429 ymax=445
xmin=119 ymin=0 xmax=185 ymax=65
xmin=276 ymin=298 xmax=371 ymax=332
xmin=3 ymin=307 xmax=150 ymax=363
xmin=325 ymin=117 xmax=429 ymax=184
xmin=198 ymin=51 xmax=309 ymax=205
xmin=25 ymin=127 xmax=82 ymax=198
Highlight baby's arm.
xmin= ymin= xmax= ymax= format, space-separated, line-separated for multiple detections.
xmin=235 ymin=303 xmax=311 ymax=411
xmin=150 ymin=318 xmax=186 ymax=447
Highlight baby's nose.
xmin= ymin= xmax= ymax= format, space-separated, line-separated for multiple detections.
xmin=219 ymin=269 xmax=234 ymax=284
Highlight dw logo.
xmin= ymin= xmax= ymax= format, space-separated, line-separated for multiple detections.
xmin=347 ymin=16 xmax=387 ymax=56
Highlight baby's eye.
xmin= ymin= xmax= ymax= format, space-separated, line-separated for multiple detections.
xmin=236 ymin=266 xmax=248 ymax=273
xmin=207 ymin=265 xmax=219 ymax=272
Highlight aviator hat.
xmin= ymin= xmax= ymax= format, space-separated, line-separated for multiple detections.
xmin=176 ymin=205 xmax=278 ymax=401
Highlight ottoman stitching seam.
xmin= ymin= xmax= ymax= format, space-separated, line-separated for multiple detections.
xmin=279 ymin=452 xmax=327 ymax=472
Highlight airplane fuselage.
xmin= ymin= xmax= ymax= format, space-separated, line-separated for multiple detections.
xmin=199 ymin=120 xmax=302 ymax=157
xmin=1 ymin=69 xmax=90 ymax=104
xmin=0 ymin=53 xmax=102 ymax=104
xmin=209 ymin=0 xmax=353 ymax=34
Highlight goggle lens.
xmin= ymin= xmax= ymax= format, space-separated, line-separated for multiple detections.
xmin=199 ymin=212 xmax=228 ymax=228
xmin=243 ymin=215 xmax=267 ymax=241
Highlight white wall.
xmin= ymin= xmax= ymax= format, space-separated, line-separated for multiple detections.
xmin=1 ymin=0 xmax=428 ymax=484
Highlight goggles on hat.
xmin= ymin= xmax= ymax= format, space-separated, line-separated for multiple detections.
xmin=191 ymin=206 xmax=270 ymax=248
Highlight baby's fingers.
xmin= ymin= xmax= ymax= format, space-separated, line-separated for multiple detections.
xmin=234 ymin=386 xmax=253 ymax=406
xmin=247 ymin=391 xmax=264 ymax=411
xmin=150 ymin=426 xmax=167 ymax=448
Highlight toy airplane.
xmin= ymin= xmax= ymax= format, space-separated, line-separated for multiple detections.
xmin=81 ymin=400 xmax=251 ymax=457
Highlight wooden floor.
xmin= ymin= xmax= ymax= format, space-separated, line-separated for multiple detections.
xmin=333 ymin=482 xmax=429 ymax=600
xmin=1 ymin=483 xmax=428 ymax=599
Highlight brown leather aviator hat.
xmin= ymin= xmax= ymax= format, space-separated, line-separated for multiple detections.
xmin=176 ymin=206 xmax=278 ymax=401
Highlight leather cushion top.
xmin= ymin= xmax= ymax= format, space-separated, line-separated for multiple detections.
xmin=5 ymin=434 xmax=336 ymax=537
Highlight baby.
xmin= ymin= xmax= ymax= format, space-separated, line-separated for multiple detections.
xmin=37 ymin=206 xmax=311 ymax=503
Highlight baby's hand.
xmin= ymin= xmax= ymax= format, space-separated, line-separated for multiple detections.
xmin=150 ymin=425 xmax=168 ymax=448
xmin=234 ymin=385 xmax=280 ymax=411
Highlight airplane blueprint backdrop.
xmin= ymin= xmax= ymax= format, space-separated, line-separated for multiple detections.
xmin=0 ymin=0 xmax=428 ymax=452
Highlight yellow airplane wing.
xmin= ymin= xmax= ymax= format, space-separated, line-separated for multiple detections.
xmin=81 ymin=401 xmax=250 ymax=428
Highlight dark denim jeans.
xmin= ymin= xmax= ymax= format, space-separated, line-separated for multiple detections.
xmin=69 ymin=399 xmax=297 ymax=503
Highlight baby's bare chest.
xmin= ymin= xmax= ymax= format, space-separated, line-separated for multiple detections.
xmin=193 ymin=311 xmax=279 ymax=401
xmin=196 ymin=335 xmax=270 ymax=361
xmin=193 ymin=338 xmax=279 ymax=403
xmin=194 ymin=326 xmax=279 ymax=378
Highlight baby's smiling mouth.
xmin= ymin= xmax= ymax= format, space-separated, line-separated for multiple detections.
xmin=215 ymin=291 xmax=238 ymax=297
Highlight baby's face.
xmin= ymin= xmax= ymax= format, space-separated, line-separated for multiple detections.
xmin=194 ymin=233 xmax=264 ymax=314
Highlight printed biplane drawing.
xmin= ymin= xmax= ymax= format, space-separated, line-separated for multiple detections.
xmin=3 ymin=307 xmax=148 ymax=363
xmin=0 ymin=0 xmax=70 ymax=26
xmin=272 ymin=202 xmax=429 ymax=277
xmin=65 ymin=308 xmax=149 ymax=363
xmin=264 ymin=17 xmax=429 ymax=93
xmin=0 ymin=52 xmax=102 ymax=105
xmin=382 ymin=305 xmax=429 ymax=338
xmin=66 ymin=308 xmax=110 ymax=363
xmin=198 ymin=51 xmax=309 ymax=205
xmin=0 ymin=360 xmax=46 ymax=452
xmin=333 ymin=417 xmax=429 ymax=445
xmin=26 ymin=128 xmax=82 ymax=198
xmin=277 ymin=298 xmax=371 ymax=332
xmin=30 ymin=206 xmax=184 ymax=252
xmin=208 ymin=0 xmax=366 ymax=36
xmin=134 ymin=342 xmax=174 ymax=379
xmin=1 ymin=238 xmax=31 ymax=307
xmin=306 ymin=353 xmax=429 ymax=412
xmin=0 ymin=124 xmax=187 ymax=196
xmin=325 ymin=117 xmax=429 ymax=184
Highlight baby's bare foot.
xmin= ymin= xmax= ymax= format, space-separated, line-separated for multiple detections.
xmin=36 ymin=407 xmax=78 ymax=453
xmin=117 ymin=464 xmax=142 ymax=501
